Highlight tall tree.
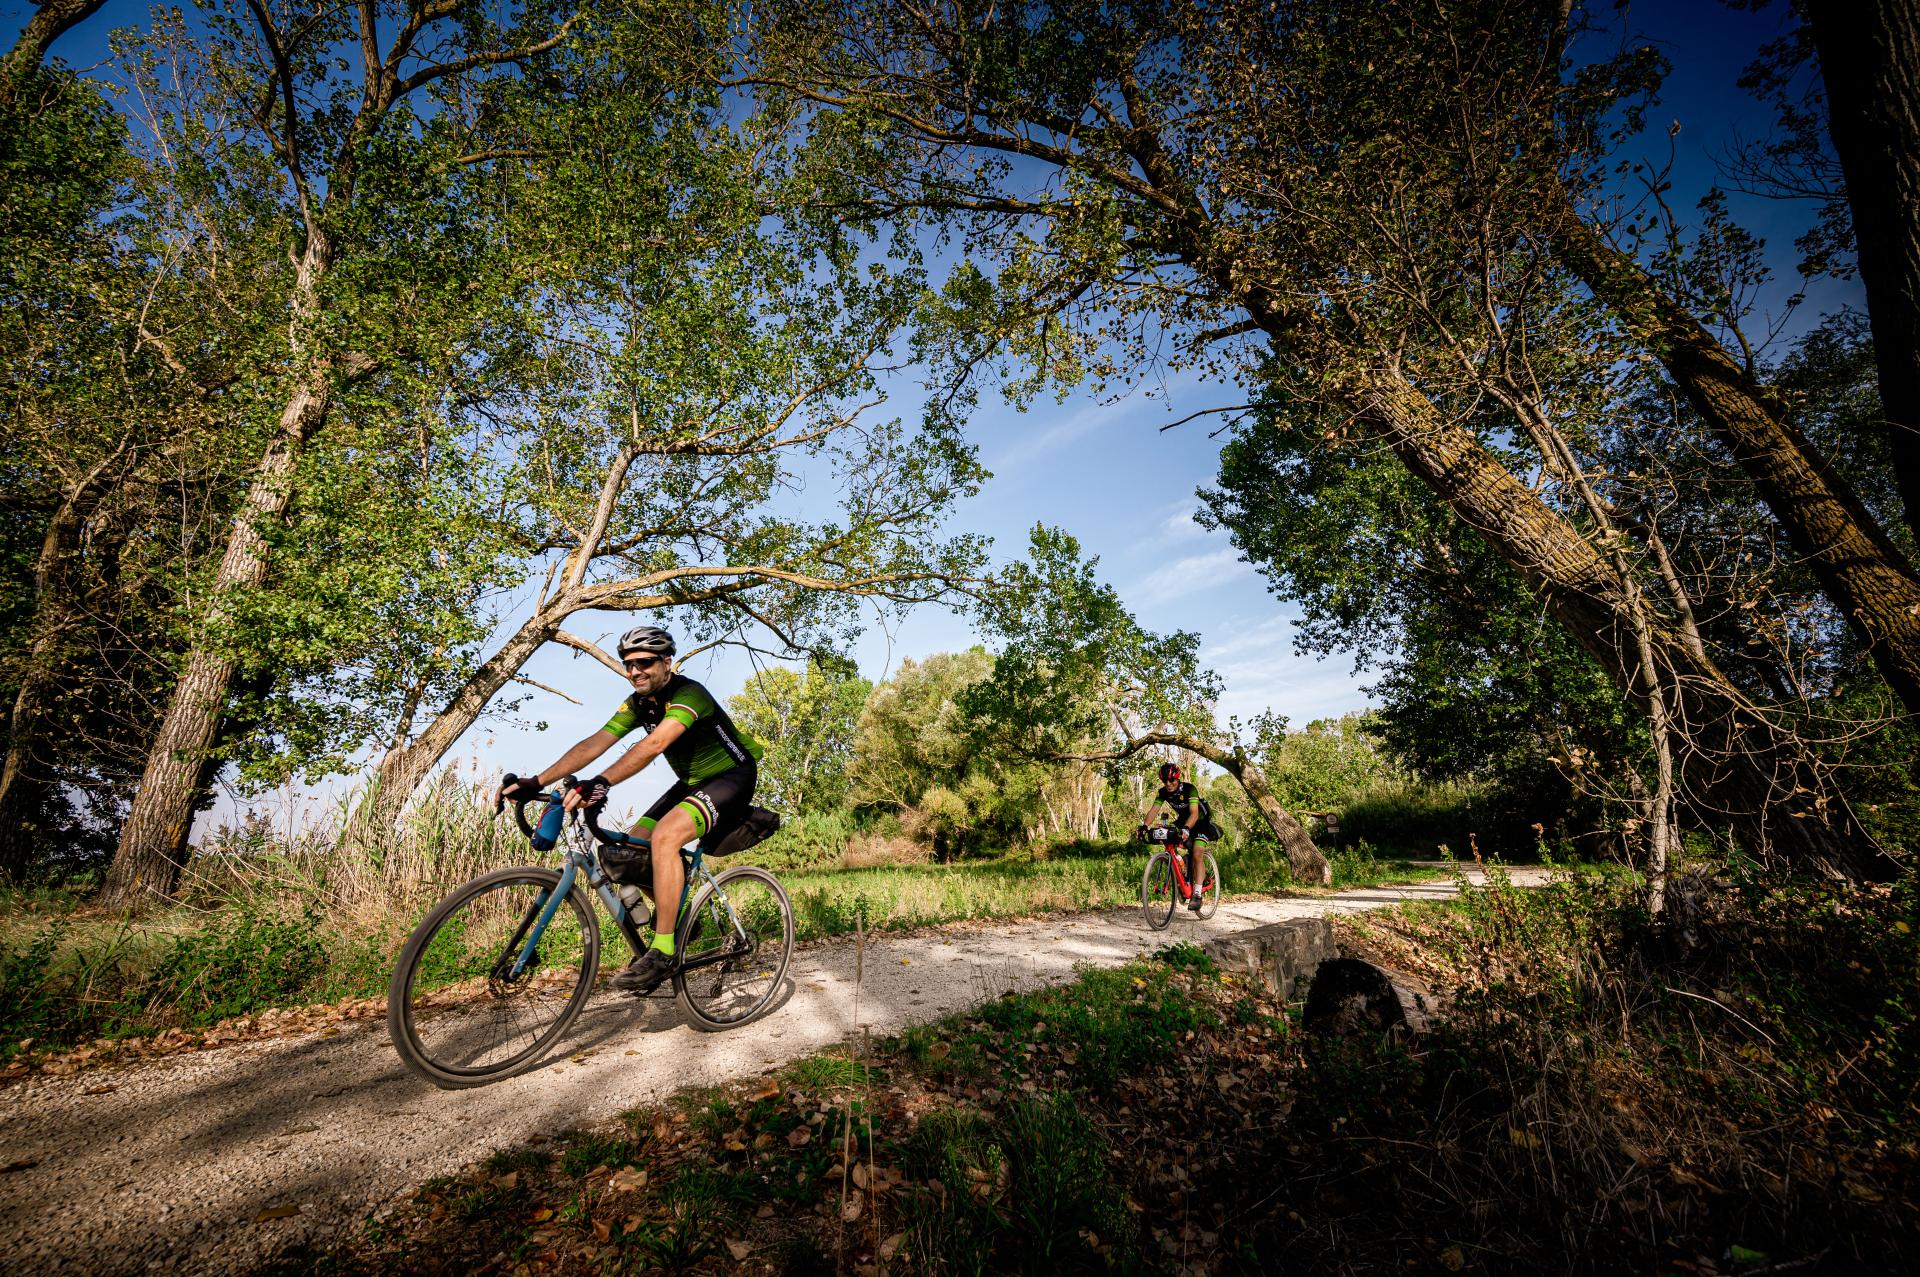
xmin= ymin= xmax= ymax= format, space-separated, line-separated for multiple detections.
xmin=1806 ymin=1 xmax=1920 ymax=545
xmin=970 ymin=528 xmax=1332 ymax=884
xmin=102 ymin=0 xmax=588 ymax=905
xmin=753 ymin=0 xmax=1895 ymax=878
xmin=728 ymin=662 xmax=871 ymax=816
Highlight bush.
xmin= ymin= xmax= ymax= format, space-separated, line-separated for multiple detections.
xmin=737 ymin=809 xmax=858 ymax=874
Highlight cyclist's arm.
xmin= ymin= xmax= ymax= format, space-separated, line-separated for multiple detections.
xmin=527 ymin=730 xmax=621 ymax=788
xmin=602 ymin=716 xmax=688 ymax=783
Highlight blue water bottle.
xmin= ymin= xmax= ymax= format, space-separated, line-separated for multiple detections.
xmin=531 ymin=788 xmax=567 ymax=850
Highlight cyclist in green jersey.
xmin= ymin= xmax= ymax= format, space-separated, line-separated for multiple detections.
xmin=1138 ymin=762 xmax=1220 ymax=911
xmin=497 ymin=625 xmax=766 ymax=993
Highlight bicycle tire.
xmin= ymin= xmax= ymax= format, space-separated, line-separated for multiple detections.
xmin=1141 ymin=852 xmax=1177 ymax=931
xmin=674 ymin=866 xmax=794 ymax=1032
xmin=1195 ymin=850 xmax=1222 ymax=920
xmin=386 ymin=866 xmax=600 ymax=1088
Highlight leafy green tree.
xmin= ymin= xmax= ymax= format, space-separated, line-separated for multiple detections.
xmin=352 ymin=21 xmax=987 ymax=823
xmin=100 ymin=0 xmax=593 ymax=905
xmin=727 ymin=662 xmax=871 ymax=816
xmin=754 ymin=0 xmax=1895 ymax=880
xmin=967 ymin=527 xmax=1331 ymax=883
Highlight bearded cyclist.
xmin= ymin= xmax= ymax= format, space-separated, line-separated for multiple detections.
xmin=1139 ymin=762 xmax=1220 ymax=911
xmin=495 ymin=625 xmax=765 ymax=994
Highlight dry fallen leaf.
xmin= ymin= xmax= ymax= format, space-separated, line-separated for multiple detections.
xmin=607 ymin=1167 xmax=647 ymax=1193
xmin=787 ymin=1125 xmax=813 ymax=1148
xmin=253 ymin=1205 xmax=300 ymax=1223
xmin=529 ymin=1207 xmax=553 ymax=1223
xmin=749 ymin=1078 xmax=780 ymax=1101
xmin=726 ymin=1239 xmax=754 ymax=1261
xmin=591 ymin=1219 xmax=611 ymax=1243
xmin=83 ymin=1084 xmax=117 ymax=1095
xmin=880 ymin=1232 xmax=907 ymax=1261
xmin=493 ymin=1172 xmax=519 ymax=1190
xmin=927 ymin=1041 xmax=951 ymax=1062
xmin=841 ymin=1195 xmax=864 ymax=1223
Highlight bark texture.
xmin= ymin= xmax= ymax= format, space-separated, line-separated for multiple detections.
xmin=101 ymin=356 xmax=337 ymax=907
xmin=1333 ymin=358 xmax=1893 ymax=878
xmin=1809 ymin=0 xmax=1920 ymax=546
xmin=1550 ymin=192 xmax=1920 ymax=717
xmin=0 ymin=0 xmax=105 ymax=92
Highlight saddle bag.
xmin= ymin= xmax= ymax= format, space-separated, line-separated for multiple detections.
xmin=707 ymin=805 xmax=781 ymax=857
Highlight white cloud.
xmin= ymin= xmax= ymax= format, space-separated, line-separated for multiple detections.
xmin=1127 ymin=547 xmax=1255 ymax=607
xmin=1157 ymin=498 xmax=1212 ymax=542
xmin=1200 ymin=613 xmax=1376 ymax=724
xmin=987 ymin=400 xmax=1109 ymax=470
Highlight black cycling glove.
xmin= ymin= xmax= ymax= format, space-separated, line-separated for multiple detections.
xmin=498 ymin=774 xmax=545 ymax=808
xmin=569 ymin=774 xmax=612 ymax=810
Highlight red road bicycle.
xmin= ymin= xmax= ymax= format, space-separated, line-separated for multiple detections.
xmin=1138 ymin=825 xmax=1220 ymax=929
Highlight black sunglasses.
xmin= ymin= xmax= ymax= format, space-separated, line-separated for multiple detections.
xmin=623 ymin=655 xmax=666 ymax=672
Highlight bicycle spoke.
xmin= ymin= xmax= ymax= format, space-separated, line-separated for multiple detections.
xmin=390 ymin=870 xmax=597 ymax=1083
xmin=677 ymin=868 xmax=792 ymax=1030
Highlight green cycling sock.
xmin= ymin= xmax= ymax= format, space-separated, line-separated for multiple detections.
xmin=649 ymin=929 xmax=676 ymax=958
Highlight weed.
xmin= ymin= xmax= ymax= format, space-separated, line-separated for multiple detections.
xmin=1154 ymin=941 xmax=1218 ymax=974
xmin=786 ymin=1051 xmax=871 ymax=1090
xmin=557 ymin=1129 xmax=642 ymax=1176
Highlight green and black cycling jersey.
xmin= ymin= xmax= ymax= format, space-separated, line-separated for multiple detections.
xmin=1156 ymin=780 xmax=1219 ymax=838
xmin=602 ymin=673 xmax=765 ymax=784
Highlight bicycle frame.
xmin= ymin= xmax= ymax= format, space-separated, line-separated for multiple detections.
xmin=506 ymin=805 xmax=743 ymax=983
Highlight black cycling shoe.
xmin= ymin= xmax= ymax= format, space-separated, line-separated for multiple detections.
xmin=612 ymin=947 xmax=675 ymax=995
xmin=1188 ymin=891 xmax=1206 ymax=912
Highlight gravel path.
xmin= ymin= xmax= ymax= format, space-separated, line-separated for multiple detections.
xmin=0 ymin=868 xmax=1550 ymax=1275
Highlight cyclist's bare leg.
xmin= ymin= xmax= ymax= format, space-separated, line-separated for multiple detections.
xmin=646 ymin=807 xmax=697 ymax=938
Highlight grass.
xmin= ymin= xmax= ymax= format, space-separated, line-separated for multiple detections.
xmin=215 ymin=856 xmax=1920 ymax=1275
xmin=0 ymin=771 xmax=1452 ymax=1061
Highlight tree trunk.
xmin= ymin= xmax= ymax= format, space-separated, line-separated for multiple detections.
xmin=0 ymin=0 xmax=106 ymax=92
xmin=100 ymin=364 xmax=335 ymax=907
xmin=351 ymin=605 xmax=572 ymax=834
xmin=1102 ymin=730 xmax=1331 ymax=886
xmin=1809 ymin=0 xmax=1920 ymax=547
xmin=1549 ymin=191 xmax=1920 ymax=714
xmin=1331 ymin=356 xmax=1894 ymax=878
xmin=1212 ymin=744 xmax=1333 ymax=887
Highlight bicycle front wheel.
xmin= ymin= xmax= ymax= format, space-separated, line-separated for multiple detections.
xmin=1195 ymin=850 xmax=1222 ymax=920
xmin=1141 ymin=852 xmax=1176 ymax=931
xmin=674 ymin=866 xmax=794 ymax=1032
xmin=386 ymin=866 xmax=600 ymax=1088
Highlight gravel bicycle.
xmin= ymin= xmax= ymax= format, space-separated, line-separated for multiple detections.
xmin=1139 ymin=824 xmax=1220 ymax=930
xmin=386 ymin=780 xmax=794 ymax=1088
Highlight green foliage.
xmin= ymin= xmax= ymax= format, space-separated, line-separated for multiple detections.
xmin=736 ymin=809 xmax=861 ymax=874
xmin=727 ymin=662 xmax=871 ymax=815
xmin=139 ymin=907 xmax=330 ymax=1025
xmin=851 ymin=649 xmax=1062 ymax=856
xmin=901 ymin=1095 xmax=1139 ymax=1275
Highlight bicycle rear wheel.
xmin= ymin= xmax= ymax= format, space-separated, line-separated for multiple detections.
xmin=674 ymin=866 xmax=794 ymax=1032
xmin=1141 ymin=852 xmax=1176 ymax=931
xmin=1195 ymin=850 xmax=1222 ymax=920
xmin=386 ymin=866 xmax=599 ymax=1088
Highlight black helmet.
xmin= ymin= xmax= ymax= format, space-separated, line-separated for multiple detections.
xmin=1158 ymin=762 xmax=1182 ymax=783
xmin=617 ymin=625 xmax=676 ymax=658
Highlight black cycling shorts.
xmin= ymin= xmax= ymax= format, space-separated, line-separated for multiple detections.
xmin=637 ymin=762 xmax=758 ymax=844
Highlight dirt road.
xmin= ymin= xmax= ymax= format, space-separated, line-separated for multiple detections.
xmin=0 ymin=868 xmax=1550 ymax=1275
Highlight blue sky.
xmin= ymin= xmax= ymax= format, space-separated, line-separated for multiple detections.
xmin=5 ymin=1 xmax=1866 ymax=831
